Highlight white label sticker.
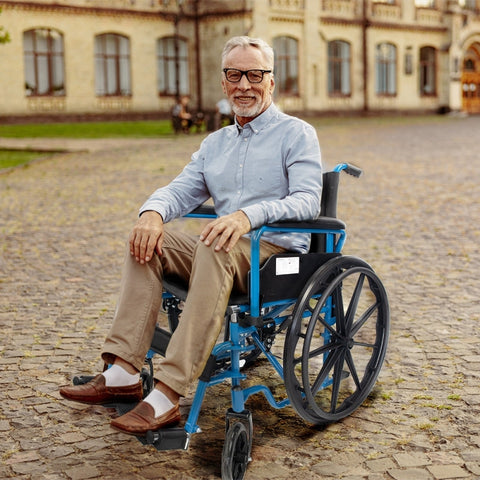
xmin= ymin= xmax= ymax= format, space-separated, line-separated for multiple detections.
xmin=276 ymin=257 xmax=300 ymax=276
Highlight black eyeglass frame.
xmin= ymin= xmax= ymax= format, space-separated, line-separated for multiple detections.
xmin=222 ymin=68 xmax=272 ymax=84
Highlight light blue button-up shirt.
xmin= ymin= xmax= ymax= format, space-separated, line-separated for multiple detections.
xmin=140 ymin=103 xmax=322 ymax=253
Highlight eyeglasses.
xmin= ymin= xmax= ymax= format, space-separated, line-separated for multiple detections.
xmin=223 ymin=68 xmax=272 ymax=84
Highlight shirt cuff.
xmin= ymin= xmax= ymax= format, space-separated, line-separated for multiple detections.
xmin=240 ymin=205 xmax=265 ymax=230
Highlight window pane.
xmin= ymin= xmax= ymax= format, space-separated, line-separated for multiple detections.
xmin=273 ymin=36 xmax=299 ymax=95
xmin=328 ymin=40 xmax=351 ymax=95
xmin=36 ymin=30 xmax=49 ymax=53
xmin=95 ymin=33 xmax=131 ymax=96
xmin=24 ymin=30 xmax=34 ymax=52
xmin=376 ymin=43 xmax=396 ymax=95
xmin=95 ymin=57 xmax=105 ymax=95
xmin=36 ymin=55 xmax=49 ymax=94
xmin=157 ymin=36 xmax=189 ymax=96
xmin=420 ymin=46 xmax=436 ymax=95
xmin=23 ymin=28 xmax=65 ymax=96
xmin=105 ymin=34 xmax=117 ymax=55
xmin=119 ymin=57 xmax=131 ymax=95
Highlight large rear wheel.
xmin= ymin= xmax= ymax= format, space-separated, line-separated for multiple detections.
xmin=284 ymin=256 xmax=389 ymax=424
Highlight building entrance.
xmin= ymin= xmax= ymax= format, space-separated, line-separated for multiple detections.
xmin=462 ymin=42 xmax=480 ymax=114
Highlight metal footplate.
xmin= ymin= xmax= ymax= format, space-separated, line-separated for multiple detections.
xmin=140 ymin=427 xmax=191 ymax=451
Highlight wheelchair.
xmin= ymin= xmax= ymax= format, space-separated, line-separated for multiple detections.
xmin=74 ymin=163 xmax=390 ymax=480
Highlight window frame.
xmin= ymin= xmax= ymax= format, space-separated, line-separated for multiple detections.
xmin=23 ymin=28 xmax=65 ymax=97
xmin=94 ymin=33 xmax=132 ymax=97
xmin=273 ymin=36 xmax=299 ymax=96
xmin=327 ymin=39 xmax=352 ymax=97
xmin=419 ymin=46 xmax=437 ymax=97
xmin=375 ymin=42 xmax=397 ymax=96
xmin=156 ymin=36 xmax=190 ymax=97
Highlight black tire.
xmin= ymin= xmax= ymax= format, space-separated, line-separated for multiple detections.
xmin=284 ymin=256 xmax=389 ymax=424
xmin=221 ymin=421 xmax=250 ymax=480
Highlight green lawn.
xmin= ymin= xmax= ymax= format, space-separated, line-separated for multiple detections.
xmin=0 ymin=149 xmax=48 ymax=170
xmin=0 ymin=120 xmax=174 ymax=138
xmin=0 ymin=120 xmax=176 ymax=170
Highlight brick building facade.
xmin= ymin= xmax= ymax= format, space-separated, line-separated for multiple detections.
xmin=0 ymin=0 xmax=479 ymax=120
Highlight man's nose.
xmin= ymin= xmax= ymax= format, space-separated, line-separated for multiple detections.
xmin=238 ymin=74 xmax=251 ymax=89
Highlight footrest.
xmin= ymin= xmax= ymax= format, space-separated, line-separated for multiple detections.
xmin=73 ymin=375 xmax=95 ymax=385
xmin=139 ymin=427 xmax=190 ymax=451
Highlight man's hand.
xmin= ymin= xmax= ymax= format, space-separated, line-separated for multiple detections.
xmin=129 ymin=211 xmax=164 ymax=264
xmin=200 ymin=210 xmax=251 ymax=253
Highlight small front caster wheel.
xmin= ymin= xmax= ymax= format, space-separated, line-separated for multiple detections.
xmin=221 ymin=421 xmax=251 ymax=480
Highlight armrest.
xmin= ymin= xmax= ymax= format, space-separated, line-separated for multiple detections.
xmin=265 ymin=216 xmax=346 ymax=231
xmin=186 ymin=205 xmax=217 ymax=218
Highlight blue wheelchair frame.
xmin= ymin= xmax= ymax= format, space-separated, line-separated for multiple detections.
xmin=143 ymin=163 xmax=354 ymax=451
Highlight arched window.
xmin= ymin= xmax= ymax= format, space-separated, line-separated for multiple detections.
xmin=157 ymin=36 xmax=189 ymax=96
xmin=419 ymin=46 xmax=436 ymax=96
xmin=464 ymin=59 xmax=475 ymax=71
xmin=328 ymin=40 xmax=351 ymax=96
xmin=23 ymin=28 xmax=65 ymax=96
xmin=375 ymin=43 xmax=397 ymax=96
xmin=273 ymin=36 xmax=299 ymax=95
xmin=95 ymin=33 xmax=131 ymax=96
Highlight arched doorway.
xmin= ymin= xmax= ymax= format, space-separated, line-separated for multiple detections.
xmin=461 ymin=42 xmax=480 ymax=114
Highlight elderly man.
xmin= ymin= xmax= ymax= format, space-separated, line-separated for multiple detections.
xmin=60 ymin=36 xmax=323 ymax=435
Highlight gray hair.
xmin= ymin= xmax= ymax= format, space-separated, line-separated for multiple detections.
xmin=221 ymin=36 xmax=274 ymax=70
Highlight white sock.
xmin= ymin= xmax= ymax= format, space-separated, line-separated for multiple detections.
xmin=144 ymin=388 xmax=175 ymax=418
xmin=102 ymin=364 xmax=140 ymax=387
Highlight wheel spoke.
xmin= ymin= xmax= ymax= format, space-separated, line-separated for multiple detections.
xmin=345 ymin=349 xmax=361 ymax=390
xmin=353 ymin=340 xmax=377 ymax=349
xmin=333 ymin=286 xmax=345 ymax=336
xmin=345 ymin=273 xmax=365 ymax=332
xmin=351 ymin=301 xmax=379 ymax=336
xmin=330 ymin=350 xmax=347 ymax=412
xmin=311 ymin=347 xmax=342 ymax=395
xmin=306 ymin=340 xmax=337 ymax=361
xmin=312 ymin=300 xmax=338 ymax=337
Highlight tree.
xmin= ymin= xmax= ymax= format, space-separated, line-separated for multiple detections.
xmin=0 ymin=8 xmax=10 ymax=45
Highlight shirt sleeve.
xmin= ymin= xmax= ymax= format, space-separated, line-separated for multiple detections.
xmin=139 ymin=142 xmax=211 ymax=223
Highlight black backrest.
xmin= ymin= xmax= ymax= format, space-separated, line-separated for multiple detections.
xmin=309 ymin=171 xmax=340 ymax=253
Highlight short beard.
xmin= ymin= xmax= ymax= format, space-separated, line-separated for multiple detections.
xmin=231 ymin=101 xmax=263 ymax=119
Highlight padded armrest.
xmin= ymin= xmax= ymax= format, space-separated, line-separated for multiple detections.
xmin=189 ymin=205 xmax=217 ymax=216
xmin=265 ymin=216 xmax=346 ymax=231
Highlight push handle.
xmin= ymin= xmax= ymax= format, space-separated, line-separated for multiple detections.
xmin=333 ymin=163 xmax=363 ymax=178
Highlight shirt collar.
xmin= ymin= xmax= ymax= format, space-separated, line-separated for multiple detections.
xmin=235 ymin=103 xmax=278 ymax=135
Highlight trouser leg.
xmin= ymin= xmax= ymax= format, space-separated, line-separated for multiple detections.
xmin=156 ymin=237 xmax=285 ymax=397
xmin=102 ymin=230 xmax=197 ymax=371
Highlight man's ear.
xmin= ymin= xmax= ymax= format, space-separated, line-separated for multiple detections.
xmin=269 ymin=74 xmax=275 ymax=94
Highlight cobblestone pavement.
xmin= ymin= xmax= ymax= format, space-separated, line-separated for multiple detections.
xmin=1 ymin=114 xmax=479 ymax=480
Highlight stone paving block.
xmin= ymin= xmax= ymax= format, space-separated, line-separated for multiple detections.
xmin=427 ymin=451 xmax=464 ymax=465
xmin=388 ymin=468 xmax=434 ymax=480
xmin=65 ymin=464 xmax=100 ymax=480
xmin=461 ymin=449 xmax=480 ymax=462
xmin=365 ymin=457 xmax=397 ymax=472
xmin=427 ymin=464 xmax=471 ymax=479
xmin=394 ymin=452 xmax=432 ymax=468
xmin=60 ymin=431 xmax=87 ymax=444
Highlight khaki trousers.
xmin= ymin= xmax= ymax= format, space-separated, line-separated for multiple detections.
xmin=102 ymin=229 xmax=286 ymax=396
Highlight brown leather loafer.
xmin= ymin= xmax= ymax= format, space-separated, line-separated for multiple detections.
xmin=59 ymin=374 xmax=143 ymax=405
xmin=110 ymin=400 xmax=181 ymax=435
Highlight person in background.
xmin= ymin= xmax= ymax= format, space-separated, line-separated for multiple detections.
xmin=215 ymin=97 xmax=234 ymax=129
xmin=172 ymin=95 xmax=193 ymax=133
